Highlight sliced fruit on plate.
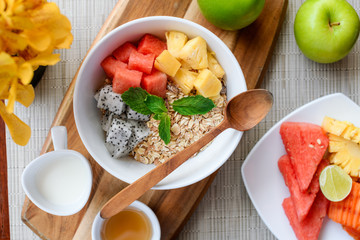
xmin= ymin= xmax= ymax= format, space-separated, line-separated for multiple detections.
xmin=101 ymin=56 xmax=127 ymax=79
xmin=328 ymin=181 xmax=360 ymax=231
xmin=137 ymin=34 xmax=167 ymax=57
xmin=280 ymin=122 xmax=329 ymax=192
xmin=328 ymin=133 xmax=360 ymax=177
xmin=282 ymin=192 xmax=329 ymax=240
xmin=322 ymin=116 xmax=360 ymax=144
xmin=322 ymin=116 xmax=349 ymax=136
xmin=319 ymin=165 xmax=352 ymax=202
xmin=343 ymin=226 xmax=360 ymax=240
xmin=278 ymin=155 xmax=328 ymax=222
xmin=112 ymin=42 xmax=137 ymax=63
xmin=179 ymin=36 xmax=208 ymax=70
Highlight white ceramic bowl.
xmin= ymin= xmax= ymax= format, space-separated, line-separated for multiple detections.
xmin=74 ymin=16 xmax=247 ymax=190
xmin=92 ymin=200 xmax=161 ymax=240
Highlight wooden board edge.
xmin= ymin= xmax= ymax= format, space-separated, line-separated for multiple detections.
xmin=20 ymin=0 xmax=131 ymax=225
xmin=21 ymin=198 xmax=47 ymax=240
xmin=20 ymin=0 xmax=289 ymax=238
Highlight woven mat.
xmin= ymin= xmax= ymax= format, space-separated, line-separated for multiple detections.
xmin=6 ymin=0 xmax=360 ymax=239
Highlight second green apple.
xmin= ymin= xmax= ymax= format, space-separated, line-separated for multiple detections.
xmin=294 ymin=0 xmax=360 ymax=63
xmin=197 ymin=0 xmax=265 ymax=31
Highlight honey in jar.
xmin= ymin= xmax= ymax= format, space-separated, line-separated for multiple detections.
xmin=101 ymin=208 xmax=152 ymax=240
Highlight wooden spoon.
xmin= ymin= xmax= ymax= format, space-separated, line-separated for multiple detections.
xmin=100 ymin=89 xmax=273 ymax=219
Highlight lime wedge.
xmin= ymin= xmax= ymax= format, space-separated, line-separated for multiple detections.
xmin=319 ymin=165 xmax=352 ymax=202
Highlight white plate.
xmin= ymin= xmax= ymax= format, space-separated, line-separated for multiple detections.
xmin=241 ymin=93 xmax=358 ymax=240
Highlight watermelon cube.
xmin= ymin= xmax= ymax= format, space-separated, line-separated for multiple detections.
xmin=128 ymin=50 xmax=155 ymax=74
xmin=113 ymin=67 xmax=142 ymax=94
xmin=141 ymin=70 xmax=167 ymax=98
xmin=280 ymin=122 xmax=329 ymax=192
xmin=282 ymin=192 xmax=329 ymax=240
xmin=101 ymin=56 xmax=127 ymax=79
xmin=278 ymin=155 xmax=329 ymax=222
xmin=137 ymin=34 xmax=167 ymax=57
xmin=112 ymin=42 xmax=137 ymax=63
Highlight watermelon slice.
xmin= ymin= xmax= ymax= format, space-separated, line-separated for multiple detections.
xmin=282 ymin=192 xmax=329 ymax=240
xmin=128 ymin=50 xmax=155 ymax=74
xmin=112 ymin=42 xmax=137 ymax=63
xmin=137 ymin=34 xmax=167 ymax=57
xmin=101 ymin=56 xmax=127 ymax=79
xmin=113 ymin=67 xmax=142 ymax=94
xmin=278 ymin=155 xmax=329 ymax=221
xmin=141 ymin=70 xmax=167 ymax=98
xmin=280 ymin=122 xmax=329 ymax=192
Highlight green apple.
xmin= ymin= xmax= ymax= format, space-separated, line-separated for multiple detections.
xmin=294 ymin=0 xmax=360 ymax=63
xmin=197 ymin=0 xmax=265 ymax=31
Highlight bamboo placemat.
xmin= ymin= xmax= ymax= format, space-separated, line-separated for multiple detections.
xmin=6 ymin=0 xmax=360 ymax=239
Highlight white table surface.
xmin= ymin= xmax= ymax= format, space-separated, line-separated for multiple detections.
xmin=6 ymin=0 xmax=360 ymax=239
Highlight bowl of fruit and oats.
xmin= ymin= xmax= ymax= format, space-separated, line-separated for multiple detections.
xmin=74 ymin=16 xmax=247 ymax=190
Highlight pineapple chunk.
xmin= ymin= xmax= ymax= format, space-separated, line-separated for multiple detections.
xmin=342 ymin=123 xmax=359 ymax=140
xmin=165 ymin=31 xmax=188 ymax=58
xmin=171 ymin=68 xmax=198 ymax=94
xmin=154 ymin=50 xmax=181 ymax=77
xmin=194 ymin=69 xmax=222 ymax=98
xmin=179 ymin=36 xmax=208 ymax=70
xmin=322 ymin=116 xmax=348 ymax=136
xmin=180 ymin=60 xmax=192 ymax=69
xmin=328 ymin=133 xmax=360 ymax=177
xmin=207 ymin=51 xmax=225 ymax=78
xmin=329 ymin=134 xmax=348 ymax=152
xmin=322 ymin=116 xmax=360 ymax=144
xmin=352 ymin=130 xmax=360 ymax=143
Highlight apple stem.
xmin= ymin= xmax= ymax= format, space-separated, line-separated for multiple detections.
xmin=329 ymin=22 xmax=340 ymax=27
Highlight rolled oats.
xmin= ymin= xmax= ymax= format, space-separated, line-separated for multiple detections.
xmin=132 ymin=83 xmax=226 ymax=165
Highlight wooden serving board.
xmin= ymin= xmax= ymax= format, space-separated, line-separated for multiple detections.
xmin=21 ymin=0 xmax=287 ymax=239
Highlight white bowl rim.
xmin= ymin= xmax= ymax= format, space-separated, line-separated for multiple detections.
xmin=74 ymin=16 xmax=246 ymax=190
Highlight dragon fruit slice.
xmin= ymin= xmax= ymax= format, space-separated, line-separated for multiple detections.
xmin=106 ymin=118 xmax=132 ymax=149
xmin=105 ymin=142 xmax=132 ymax=158
xmin=113 ymin=144 xmax=133 ymax=158
xmin=97 ymin=85 xmax=126 ymax=115
xmin=115 ymin=112 xmax=127 ymax=120
xmin=94 ymin=91 xmax=100 ymax=101
xmin=128 ymin=120 xmax=150 ymax=149
xmin=126 ymin=106 xmax=150 ymax=121
xmin=101 ymin=111 xmax=113 ymax=132
xmin=104 ymin=142 xmax=116 ymax=155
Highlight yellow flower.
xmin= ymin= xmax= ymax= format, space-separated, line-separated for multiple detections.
xmin=0 ymin=0 xmax=73 ymax=145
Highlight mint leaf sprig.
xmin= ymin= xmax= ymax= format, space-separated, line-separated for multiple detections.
xmin=122 ymin=87 xmax=215 ymax=144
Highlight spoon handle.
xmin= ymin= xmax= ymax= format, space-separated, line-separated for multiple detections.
xmin=100 ymin=120 xmax=230 ymax=219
